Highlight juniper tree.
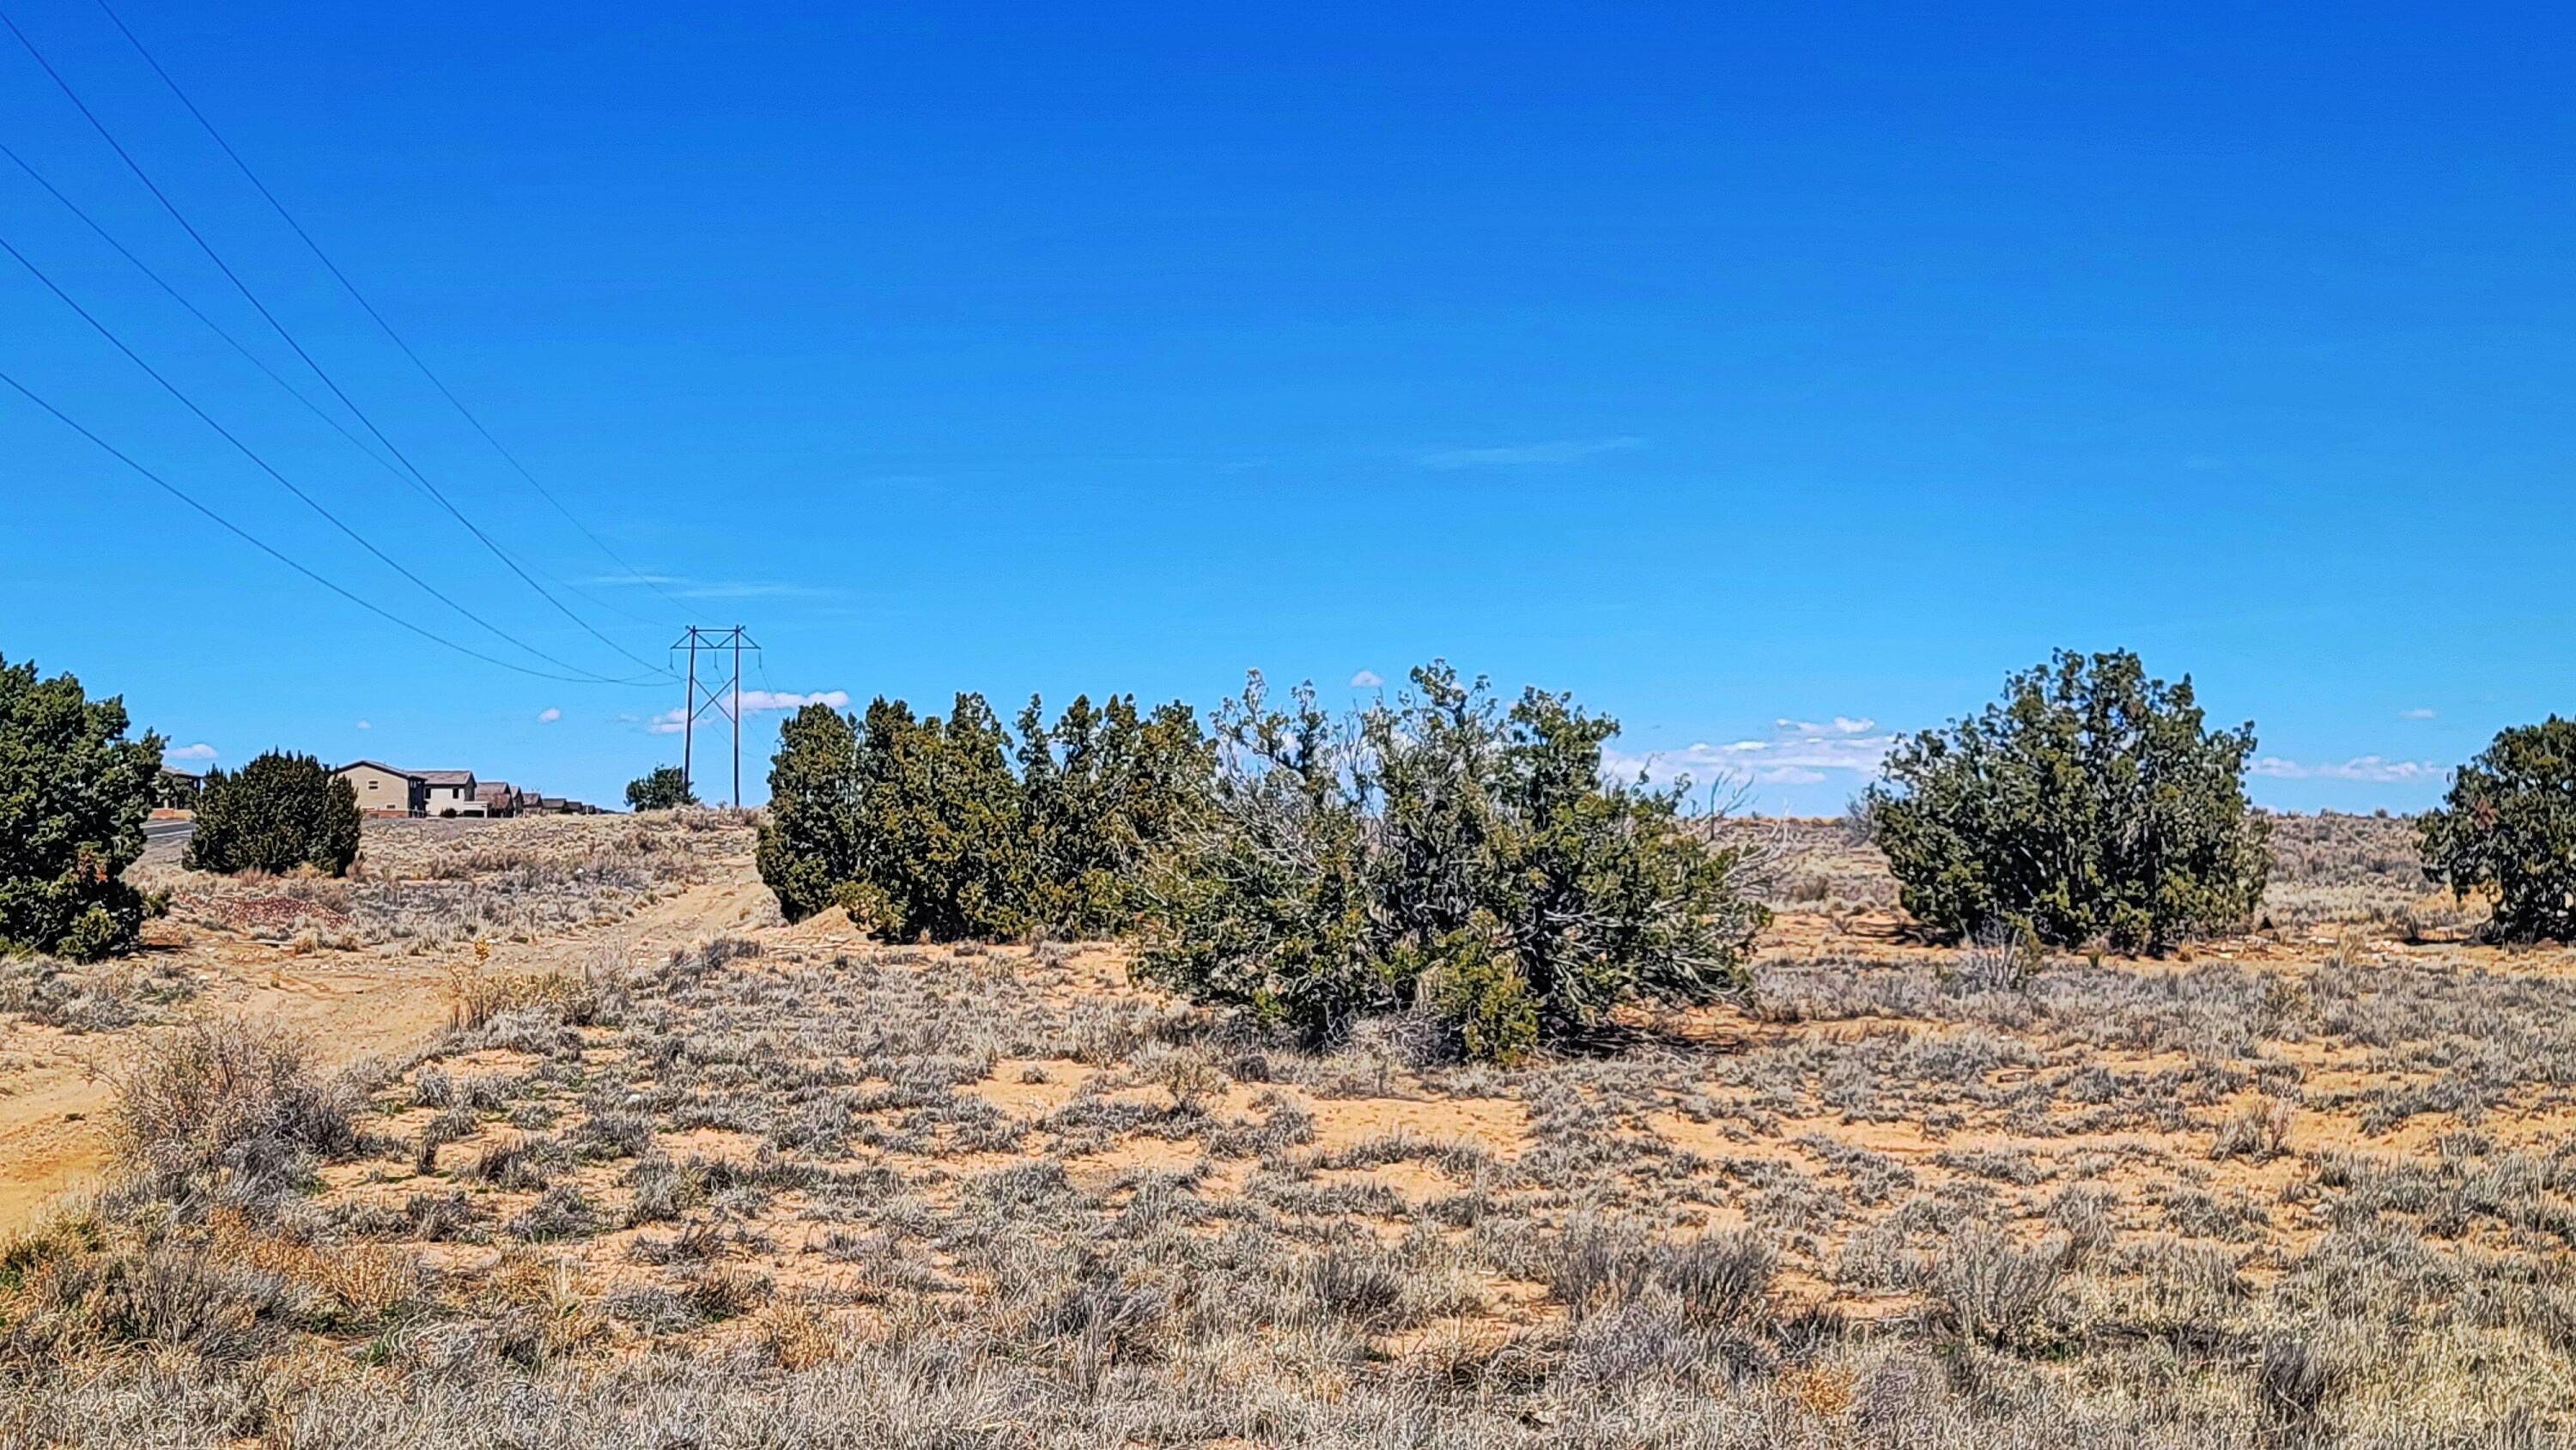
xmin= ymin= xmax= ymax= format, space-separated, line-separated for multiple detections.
xmin=0 ymin=654 xmax=162 ymax=961
xmin=2419 ymin=717 xmax=2576 ymax=943
xmin=1136 ymin=664 xmax=1767 ymax=1053
xmin=756 ymin=703 xmax=864 ymax=923
xmin=1862 ymin=649 xmax=2269 ymax=952
xmin=185 ymin=751 xmax=362 ymax=877
xmin=624 ymin=766 xmax=697 ymax=811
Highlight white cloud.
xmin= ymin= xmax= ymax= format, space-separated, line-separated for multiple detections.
xmin=1414 ymin=435 xmax=1644 ymax=470
xmin=165 ymin=742 xmax=217 ymax=762
xmin=2399 ymin=707 xmax=2437 ymax=720
xmin=2250 ymin=755 xmax=2443 ymax=783
xmin=537 ymin=707 xmax=562 ymax=724
xmin=1607 ymin=717 xmax=1896 ymax=788
xmin=355 ymin=719 xmax=372 ymax=731
xmin=1350 ymin=670 xmax=1384 ymax=689
xmin=646 ymin=688 xmax=850 ymax=735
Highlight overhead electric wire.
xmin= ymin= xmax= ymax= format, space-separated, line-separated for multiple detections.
xmin=0 ymin=228 xmax=658 ymax=687
xmin=0 ymin=361 xmax=658 ymax=685
xmin=3 ymin=140 xmax=404 ymax=481
xmin=0 ymin=3 xmax=677 ymax=682
xmin=89 ymin=0 xmax=695 ymax=618
xmin=0 ymin=137 xmax=665 ymax=632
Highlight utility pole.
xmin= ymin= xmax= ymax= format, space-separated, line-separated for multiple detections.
xmin=669 ymin=626 xmax=758 ymax=807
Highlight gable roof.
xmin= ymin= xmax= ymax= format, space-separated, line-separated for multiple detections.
xmin=414 ymin=769 xmax=476 ymax=786
xmin=333 ymin=760 xmax=421 ymax=780
xmin=474 ymin=781 xmax=517 ymax=800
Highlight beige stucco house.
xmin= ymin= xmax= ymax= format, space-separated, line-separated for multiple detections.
xmin=416 ymin=769 xmax=482 ymax=816
xmin=335 ymin=761 xmax=424 ymax=817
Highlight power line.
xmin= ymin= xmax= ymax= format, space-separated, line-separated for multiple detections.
xmin=0 ymin=228 xmax=655 ymax=686
xmin=3 ymin=141 xmax=404 ymax=483
xmin=0 ymin=361 xmax=656 ymax=685
xmin=103 ymin=20 xmax=689 ymax=618
xmin=88 ymin=0 xmax=696 ymax=618
xmin=0 ymin=3 xmax=675 ymax=682
xmin=0 ymin=137 xmax=666 ymax=633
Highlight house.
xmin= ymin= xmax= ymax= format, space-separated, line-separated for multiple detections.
xmin=416 ymin=769 xmax=481 ymax=816
xmin=335 ymin=761 xmax=425 ymax=818
xmin=156 ymin=767 xmax=203 ymax=809
xmin=473 ymin=781 xmax=524 ymax=817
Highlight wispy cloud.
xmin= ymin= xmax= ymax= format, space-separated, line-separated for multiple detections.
xmin=2250 ymin=755 xmax=2443 ymax=783
xmin=2399 ymin=707 xmax=2437 ymax=720
xmin=580 ymin=574 xmax=840 ymax=601
xmin=646 ymin=688 xmax=851 ymax=735
xmin=1414 ymin=435 xmax=1645 ymax=470
xmin=537 ymin=707 xmax=562 ymax=724
xmin=1350 ymin=670 xmax=1384 ymax=689
xmin=165 ymin=742 xmax=217 ymax=762
xmin=1607 ymin=715 xmax=1893 ymax=788
xmin=355 ymin=719 xmax=372 ymax=731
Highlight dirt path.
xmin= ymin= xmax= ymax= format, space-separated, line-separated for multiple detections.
xmin=0 ymin=849 xmax=771 ymax=1231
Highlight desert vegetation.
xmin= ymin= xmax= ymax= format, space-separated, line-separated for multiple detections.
xmin=0 ymin=654 xmax=162 ymax=962
xmin=2419 ymin=716 xmax=2576 ymax=943
xmin=3 ymin=811 xmax=2573 ymax=1446
xmin=9 ymin=646 xmax=2575 ymax=1447
xmin=184 ymin=749 xmax=364 ymax=877
xmin=626 ymin=766 xmax=699 ymax=812
xmin=1862 ymin=649 xmax=2270 ymax=952
xmin=758 ymin=665 xmax=1766 ymax=1061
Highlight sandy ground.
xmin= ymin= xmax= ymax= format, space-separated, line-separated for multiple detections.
xmin=0 ymin=841 xmax=773 ymax=1229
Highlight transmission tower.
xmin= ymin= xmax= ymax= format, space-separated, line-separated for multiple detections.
xmin=671 ymin=626 xmax=757 ymax=806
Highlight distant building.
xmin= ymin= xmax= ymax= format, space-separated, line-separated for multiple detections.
xmin=156 ymin=766 xmax=203 ymax=809
xmin=416 ymin=769 xmax=481 ymax=816
xmin=473 ymin=780 xmax=525 ymax=817
xmin=334 ymin=761 xmax=425 ymax=817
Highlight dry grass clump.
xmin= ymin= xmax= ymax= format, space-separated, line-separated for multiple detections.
xmin=0 ymin=953 xmax=197 ymax=1032
xmin=107 ymin=1015 xmax=359 ymax=1211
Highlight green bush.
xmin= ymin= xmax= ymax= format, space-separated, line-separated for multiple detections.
xmin=2419 ymin=717 xmax=2576 ymax=942
xmin=1415 ymin=914 xmax=1540 ymax=1066
xmin=624 ymin=766 xmax=697 ymax=811
xmin=185 ymin=751 xmax=361 ymax=877
xmin=755 ymin=691 xmax=1206 ymax=941
xmin=1862 ymin=649 xmax=2269 ymax=952
xmin=0 ymin=654 xmax=162 ymax=962
xmin=1136 ymin=664 xmax=1767 ymax=1053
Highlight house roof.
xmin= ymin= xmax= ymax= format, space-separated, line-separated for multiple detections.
xmin=415 ymin=769 xmax=476 ymax=786
xmin=473 ymin=781 xmax=516 ymax=800
xmin=333 ymin=760 xmax=421 ymax=780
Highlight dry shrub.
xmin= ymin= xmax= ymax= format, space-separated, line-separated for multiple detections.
xmin=206 ymin=1208 xmax=419 ymax=1327
xmin=2211 ymin=1095 xmax=2298 ymax=1162
xmin=756 ymin=1298 xmax=847 ymax=1370
xmin=1780 ymin=1362 xmax=1856 ymax=1419
xmin=446 ymin=960 xmax=608 ymax=1031
xmin=109 ymin=1016 xmax=355 ymax=1210
xmin=1919 ymin=1222 xmax=2070 ymax=1350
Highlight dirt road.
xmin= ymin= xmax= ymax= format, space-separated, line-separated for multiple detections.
xmin=0 ymin=847 xmax=773 ymax=1230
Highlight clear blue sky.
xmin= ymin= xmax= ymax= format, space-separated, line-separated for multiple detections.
xmin=3 ymin=2 xmax=2566 ymax=812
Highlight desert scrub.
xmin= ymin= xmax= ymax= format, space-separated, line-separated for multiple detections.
xmin=0 ymin=652 xmax=162 ymax=961
xmin=2420 ymin=716 xmax=2576 ymax=942
xmin=1138 ymin=664 xmax=1767 ymax=1054
xmin=0 ymin=953 xmax=195 ymax=1031
xmin=183 ymin=750 xmax=362 ymax=877
xmin=107 ymin=1015 xmax=358 ymax=1213
xmin=1862 ymin=648 xmax=2269 ymax=950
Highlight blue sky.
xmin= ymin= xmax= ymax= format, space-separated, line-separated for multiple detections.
xmin=3 ymin=2 xmax=2567 ymax=812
